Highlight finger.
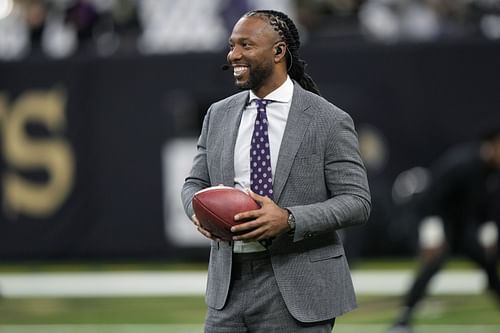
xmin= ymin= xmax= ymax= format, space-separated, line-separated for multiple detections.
xmin=192 ymin=214 xmax=217 ymax=240
xmin=197 ymin=226 xmax=208 ymax=236
xmin=197 ymin=226 xmax=216 ymax=240
xmin=191 ymin=214 xmax=200 ymax=227
xmin=234 ymin=208 xmax=261 ymax=222
xmin=231 ymin=219 xmax=261 ymax=233
xmin=232 ymin=226 xmax=266 ymax=241
xmin=247 ymin=189 xmax=267 ymax=204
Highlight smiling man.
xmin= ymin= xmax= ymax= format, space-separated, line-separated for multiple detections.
xmin=181 ymin=9 xmax=371 ymax=333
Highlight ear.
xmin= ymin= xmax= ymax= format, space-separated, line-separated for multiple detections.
xmin=274 ymin=42 xmax=287 ymax=62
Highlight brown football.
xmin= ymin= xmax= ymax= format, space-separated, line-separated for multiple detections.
xmin=192 ymin=186 xmax=260 ymax=240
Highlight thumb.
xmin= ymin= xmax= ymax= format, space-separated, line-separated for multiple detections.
xmin=247 ymin=189 xmax=269 ymax=204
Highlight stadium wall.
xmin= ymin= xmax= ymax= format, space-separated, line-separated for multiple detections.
xmin=0 ymin=41 xmax=499 ymax=260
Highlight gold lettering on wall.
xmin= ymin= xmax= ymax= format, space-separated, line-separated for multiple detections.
xmin=0 ymin=89 xmax=75 ymax=218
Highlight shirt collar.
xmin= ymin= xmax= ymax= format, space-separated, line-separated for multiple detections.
xmin=248 ymin=76 xmax=294 ymax=104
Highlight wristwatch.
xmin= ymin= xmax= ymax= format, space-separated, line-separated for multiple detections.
xmin=287 ymin=210 xmax=296 ymax=231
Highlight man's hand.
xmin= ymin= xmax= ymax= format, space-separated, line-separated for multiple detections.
xmin=191 ymin=214 xmax=218 ymax=240
xmin=231 ymin=190 xmax=290 ymax=241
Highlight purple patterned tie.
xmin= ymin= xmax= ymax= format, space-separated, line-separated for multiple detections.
xmin=250 ymin=99 xmax=273 ymax=199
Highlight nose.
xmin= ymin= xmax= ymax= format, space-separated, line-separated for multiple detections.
xmin=227 ymin=46 xmax=242 ymax=63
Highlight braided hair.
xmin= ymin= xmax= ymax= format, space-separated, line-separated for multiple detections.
xmin=244 ymin=10 xmax=321 ymax=96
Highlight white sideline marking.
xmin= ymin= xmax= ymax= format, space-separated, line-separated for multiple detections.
xmin=0 ymin=270 xmax=487 ymax=297
xmin=351 ymin=270 xmax=486 ymax=295
xmin=0 ymin=272 xmax=207 ymax=297
xmin=0 ymin=324 xmax=499 ymax=333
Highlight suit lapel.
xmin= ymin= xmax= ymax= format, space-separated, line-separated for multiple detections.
xmin=273 ymin=84 xmax=313 ymax=203
xmin=219 ymin=85 xmax=313 ymax=199
xmin=221 ymin=92 xmax=249 ymax=186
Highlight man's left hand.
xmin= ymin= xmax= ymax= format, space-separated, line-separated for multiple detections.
xmin=231 ymin=190 xmax=290 ymax=241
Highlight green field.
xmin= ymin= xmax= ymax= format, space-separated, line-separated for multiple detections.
xmin=0 ymin=294 xmax=499 ymax=325
xmin=0 ymin=259 xmax=498 ymax=332
xmin=0 ymin=294 xmax=499 ymax=332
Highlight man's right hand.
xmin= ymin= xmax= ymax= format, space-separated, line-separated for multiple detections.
xmin=192 ymin=214 xmax=218 ymax=240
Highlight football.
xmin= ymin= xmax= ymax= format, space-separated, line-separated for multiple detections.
xmin=192 ymin=186 xmax=260 ymax=240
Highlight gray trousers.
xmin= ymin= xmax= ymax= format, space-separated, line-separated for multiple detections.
xmin=204 ymin=252 xmax=335 ymax=333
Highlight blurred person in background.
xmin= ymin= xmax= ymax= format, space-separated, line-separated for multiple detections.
xmin=359 ymin=0 xmax=500 ymax=42
xmin=389 ymin=127 xmax=500 ymax=333
xmin=182 ymin=9 xmax=371 ymax=332
xmin=296 ymin=0 xmax=363 ymax=40
xmin=0 ymin=0 xmax=138 ymax=60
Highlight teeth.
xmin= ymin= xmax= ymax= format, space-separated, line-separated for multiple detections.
xmin=233 ymin=66 xmax=247 ymax=76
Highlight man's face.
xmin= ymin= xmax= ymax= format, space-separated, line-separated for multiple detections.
xmin=491 ymin=137 xmax=500 ymax=168
xmin=482 ymin=136 xmax=500 ymax=169
xmin=227 ymin=16 xmax=278 ymax=93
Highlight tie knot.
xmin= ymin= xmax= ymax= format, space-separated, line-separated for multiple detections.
xmin=255 ymin=99 xmax=270 ymax=111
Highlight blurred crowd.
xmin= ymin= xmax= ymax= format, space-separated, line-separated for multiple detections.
xmin=0 ymin=0 xmax=500 ymax=60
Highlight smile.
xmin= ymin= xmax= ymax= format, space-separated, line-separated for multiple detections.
xmin=233 ymin=66 xmax=248 ymax=78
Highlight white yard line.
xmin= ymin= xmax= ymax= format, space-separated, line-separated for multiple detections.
xmin=0 ymin=270 xmax=487 ymax=298
xmin=0 ymin=272 xmax=207 ymax=297
xmin=351 ymin=270 xmax=486 ymax=295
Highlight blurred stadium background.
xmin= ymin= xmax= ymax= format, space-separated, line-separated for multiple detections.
xmin=0 ymin=0 xmax=499 ymax=332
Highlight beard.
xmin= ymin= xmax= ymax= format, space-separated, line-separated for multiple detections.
xmin=235 ymin=60 xmax=273 ymax=91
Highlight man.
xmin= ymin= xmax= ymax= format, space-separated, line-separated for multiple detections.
xmin=181 ymin=10 xmax=371 ymax=332
xmin=389 ymin=128 xmax=500 ymax=333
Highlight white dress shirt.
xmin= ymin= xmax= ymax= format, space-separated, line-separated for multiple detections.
xmin=233 ymin=76 xmax=294 ymax=253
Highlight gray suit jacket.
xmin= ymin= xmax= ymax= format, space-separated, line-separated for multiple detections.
xmin=181 ymin=82 xmax=371 ymax=323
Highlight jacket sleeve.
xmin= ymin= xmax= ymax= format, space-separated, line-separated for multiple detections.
xmin=181 ymin=106 xmax=213 ymax=219
xmin=289 ymin=111 xmax=371 ymax=242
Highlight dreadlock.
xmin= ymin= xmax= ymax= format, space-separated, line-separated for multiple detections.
xmin=244 ymin=10 xmax=321 ymax=96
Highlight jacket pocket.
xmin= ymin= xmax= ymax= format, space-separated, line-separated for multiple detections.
xmin=308 ymin=245 xmax=345 ymax=262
